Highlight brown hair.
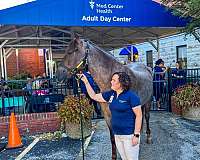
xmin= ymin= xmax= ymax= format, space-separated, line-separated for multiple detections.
xmin=112 ymin=72 xmax=131 ymax=91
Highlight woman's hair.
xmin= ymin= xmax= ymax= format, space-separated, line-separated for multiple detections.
xmin=155 ymin=59 xmax=164 ymax=65
xmin=112 ymin=72 xmax=131 ymax=91
xmin=176 ymin=61 xmax=182 ymax=69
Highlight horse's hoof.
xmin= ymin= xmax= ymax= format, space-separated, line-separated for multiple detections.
xmin=146 ymin=138 xmax=152 ymax=144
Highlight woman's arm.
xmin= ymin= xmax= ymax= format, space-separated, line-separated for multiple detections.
xmin=132 ymin=105 xmax=142 ymax=145
xmin=79 ymin=74 xmax=106 ymax=103
xmin=133 ymin=105 xmax=142 ymax=134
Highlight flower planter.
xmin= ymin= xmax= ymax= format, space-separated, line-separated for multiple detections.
xmin=65 ymin=120 xmax=92 ymax=139
xmin=58 ymin=95 xmax=94 ymax=139
xmin=171 ymin=96 xmax=182 ymax=115
xmin=171 ymin=96 xmax=200 ymax=120
xmin=172 ymin=85 xmax=200 ymax=120
xmin=182 ymin=107 xmax=200 ymax=121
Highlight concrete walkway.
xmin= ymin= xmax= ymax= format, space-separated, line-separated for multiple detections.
xmin=83 ymin=112 xmax=200 ymax=160
xmin=1 ymin=112 xmax=199 ymax=160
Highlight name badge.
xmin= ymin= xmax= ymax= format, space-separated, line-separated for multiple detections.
xmin=108 ymin=95 xmax=114 ymax=103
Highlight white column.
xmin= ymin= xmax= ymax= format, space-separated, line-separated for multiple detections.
xmin=157 ymin=39 xmax=160 ymax=59
xmin=3 ymin=48 xmax=7 ymax=80
xmin=0 ymin=40 xmax=8 ymax=78
xmin=131 ymin=45 xmax=134 ymax=62
xmin=45 ymin=49 xmax=49 ymax=77
xmin=16 ymin=49 xmax=19 ymax=74
xmin=49 ymin=47 xmax=53 ymax=78
xmin=0 ymin=48 xmax=4 ymax=78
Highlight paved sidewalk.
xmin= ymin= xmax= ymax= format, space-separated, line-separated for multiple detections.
xmin=1 ymin=112 xmax=199 ymax=160
xmin=83 ymin=112 xmax=200 ymax=160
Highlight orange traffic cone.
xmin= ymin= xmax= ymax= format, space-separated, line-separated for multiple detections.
xmin=6 ymin=112 xmax=23 ymax=149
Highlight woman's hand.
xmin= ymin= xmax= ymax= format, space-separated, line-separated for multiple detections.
xmin=132 ymin=136 xmax=139 ymax=146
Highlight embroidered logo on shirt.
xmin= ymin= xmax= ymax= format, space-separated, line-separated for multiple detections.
xmin=119 ymin=100 xmax=127 ymax=103
xmin=108 ymin=95 xmax=114 ymax=103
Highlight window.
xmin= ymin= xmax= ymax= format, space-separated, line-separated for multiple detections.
xmin=146 ymin=50 xmax=153 ymax=68
xmin=176 ymin=45 xmax=187 ymax=69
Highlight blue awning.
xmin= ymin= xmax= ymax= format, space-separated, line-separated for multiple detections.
xmin=119 ymin=46 xmax=138 ymax=55
xmin=0 ymin=0 xmax=188 ymax=27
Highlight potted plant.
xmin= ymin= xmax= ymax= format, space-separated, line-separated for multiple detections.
xmin=172 ymin=84 xmax=200 ymax=120
xmin=58 ymin=95 xmax=94 ymax=139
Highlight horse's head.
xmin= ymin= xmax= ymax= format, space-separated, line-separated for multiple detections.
xmin=56 ymin=34 xmax=88 ymax=82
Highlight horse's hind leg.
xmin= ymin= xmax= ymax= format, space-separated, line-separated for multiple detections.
xmin=144 ymin=102 xmax=152 ymax=144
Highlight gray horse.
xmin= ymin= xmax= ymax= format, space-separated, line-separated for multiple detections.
xmin=56 ymin=35 xmax=153 ymax=160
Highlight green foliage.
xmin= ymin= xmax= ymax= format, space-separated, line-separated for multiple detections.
xmin=7 ymin=72 xmax=30 ymax=89
xmin=173 ymin=84 xmax=200 ymax=110
xmin=58 ymin=95 xmax=94 ymax=124
xmin=161 ymin=0 xmax=200 ymax=33
xmin=8 ymin=72 xmax=30 ymax=80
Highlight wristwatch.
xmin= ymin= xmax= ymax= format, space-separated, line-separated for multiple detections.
xmin=134 ymin=133 xmax=140 ymax=138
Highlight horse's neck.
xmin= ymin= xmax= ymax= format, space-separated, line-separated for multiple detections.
xmin=87 ymin=45 xmax=126 ymax=91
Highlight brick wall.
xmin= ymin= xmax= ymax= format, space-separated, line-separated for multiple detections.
xmin=0 ymin=112 xmax=60 ymax=137
xmin=6 ymin=50 xmax=17 ymax=76
xmin=7 ymin=49 xmax=45 ymax=77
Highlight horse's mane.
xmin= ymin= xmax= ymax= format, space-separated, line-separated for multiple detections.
xmin=88 ymin=41 xmax=122 ymax=63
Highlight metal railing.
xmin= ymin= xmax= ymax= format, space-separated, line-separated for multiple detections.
xmin=152 ymin=68 xmax=200 ymax=111
xmin=0 ymin=78 xmax=102 ymax=119
xmin=1 ymin=68 xmax=200 ymax=116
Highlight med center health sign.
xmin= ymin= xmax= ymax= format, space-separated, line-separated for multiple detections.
xmin=0 ymin=0 xmax=187 ymax=27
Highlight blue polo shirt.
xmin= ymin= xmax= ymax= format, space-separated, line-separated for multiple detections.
xmin=102 ymin=90 xmax=141 ymax=135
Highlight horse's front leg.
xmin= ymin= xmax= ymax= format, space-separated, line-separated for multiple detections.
xmin=143 ymin=102 xmax=152 ymax=144
xmin=100 ymin=102 xmax=117 ymax=160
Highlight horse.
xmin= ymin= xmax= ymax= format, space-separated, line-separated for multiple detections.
xmin=56 ymin=35 xmax=153 ymax=160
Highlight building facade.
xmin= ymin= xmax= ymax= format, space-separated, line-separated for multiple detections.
xmin=6 ymin=48 xmax=45 ymax=78
xmin=113 ymin=30 xmax=200 ymax=69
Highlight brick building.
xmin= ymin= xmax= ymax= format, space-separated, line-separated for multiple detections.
xmin=6 ymin=48 xmax=45 ymax=78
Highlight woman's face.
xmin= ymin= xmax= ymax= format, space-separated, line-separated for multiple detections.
xmin=176 ymin=63 xmax=179 ymax=68
xmin=111 ymin=74 xmax=122 ymax=91
xmin=159 ymin=62 xmax=164 ymax=67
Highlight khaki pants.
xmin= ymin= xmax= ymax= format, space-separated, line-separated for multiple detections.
xmin=114 ymin=134 xmax=140 ymax=160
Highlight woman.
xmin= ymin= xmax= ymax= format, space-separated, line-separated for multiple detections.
xmin=153 ymin=59 xmax=166 ymax=110
xmin=79 ymin=71 xmax=142 ymax=160
xmin=171 ymin=61 xmax=186 ymax=90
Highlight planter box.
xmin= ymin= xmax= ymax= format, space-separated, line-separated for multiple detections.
xmin=171 ymin=96 xmax=200 ymax=120
xmin=182 ymin=107 xmax=200 ymax=121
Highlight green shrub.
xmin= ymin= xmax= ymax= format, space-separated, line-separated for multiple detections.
xmin=173 ymin=84 xmax=200 ymax=111
xmin=58 ymin=95 xmax=94 ymax=124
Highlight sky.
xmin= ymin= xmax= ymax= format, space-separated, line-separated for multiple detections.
xmin=0 ymin=0 xmax=36 ymax=10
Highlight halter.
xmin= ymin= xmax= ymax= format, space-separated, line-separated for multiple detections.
xmin=61 ymin=41 xmax=90 ymax=75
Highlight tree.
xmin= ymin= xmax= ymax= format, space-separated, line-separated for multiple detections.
xmin=161 ymin=0 xmax=200 ymax=34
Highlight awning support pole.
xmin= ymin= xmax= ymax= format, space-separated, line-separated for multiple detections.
xmin=192 ymin=31 xmax=200 ymax=43
xmin=147 ymin=38 xmax=160 ymax=59
xmin=3 ymin=49 xmax=7 ymax=80
xmin=0 ymin=40 xmax=8 ymax=78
